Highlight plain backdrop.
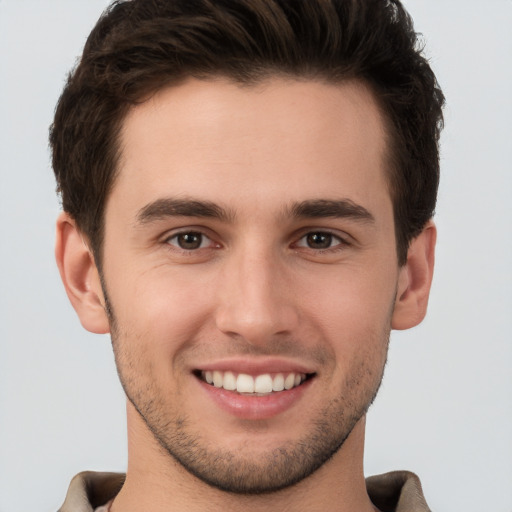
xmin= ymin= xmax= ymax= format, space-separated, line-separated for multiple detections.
xmin=0 ymin=1 xmax=511 ymax=510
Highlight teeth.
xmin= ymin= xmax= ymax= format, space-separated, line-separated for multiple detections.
xmin=223 ymin=371 xmax=237 ymax=391
xmin=272 ymin=374 xmax=285 ymax=392
xmin=213 ymin=370 xmax=223 ymax=388
xmin=237 ymin=373 xmax=255 ymax=393
xmin=254 ymin=374 xmax=273 ymax=393
xmin=201 ymin=371 xmax=308 ymax=394
xmin=284 ymin=373 xmax=295 ymax=390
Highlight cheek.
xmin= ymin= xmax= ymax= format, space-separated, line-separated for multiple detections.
xmin=302 ymin=267 xmax=395 ymax=362
xmin=304 ymin=264 xmax=396 ymax=325
xmin=109 ymin=266 xmax=217 ymax=354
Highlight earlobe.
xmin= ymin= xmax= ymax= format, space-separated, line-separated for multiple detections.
xmin=55 ymin=212 xmax=110 ymax=334
xmin=391 ymin=221 xmax=436 ymax=330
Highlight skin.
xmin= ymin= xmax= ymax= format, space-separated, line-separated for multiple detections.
xmin=56 ymin=77 xmax=436 ymax=512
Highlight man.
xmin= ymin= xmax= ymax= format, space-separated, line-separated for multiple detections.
xmin=51 ymin=0 xmax=444 ymax=510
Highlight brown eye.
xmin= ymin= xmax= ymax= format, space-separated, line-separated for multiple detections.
xmin=295 ymin=231 xmax=345 ymax=251
xmin=168 ymin=231 xmax=208 ymax=250
xmin=305 ymin=232 xmax=333 ymax=249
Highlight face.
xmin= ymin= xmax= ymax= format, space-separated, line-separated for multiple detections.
xmin=101 ymin=77 xmax=400 ymax=493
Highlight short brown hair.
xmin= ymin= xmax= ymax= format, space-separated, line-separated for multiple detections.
xmin=50 ymin=0 xmax=444 ymax=266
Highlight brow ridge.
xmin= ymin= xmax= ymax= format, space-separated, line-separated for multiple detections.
xmin=136 ymin=197 xmax=234 ymax=224
xmin=288 ymin=199 xmax=375 ymax=223
xmin=135 ymin=197 xmax=374 ymax=225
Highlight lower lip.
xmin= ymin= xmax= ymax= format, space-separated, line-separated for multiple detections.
xmin=197 ymin=376 xmax=313 ymax=420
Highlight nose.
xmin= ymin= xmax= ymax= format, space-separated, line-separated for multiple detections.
xmin=214 ymin=246 xmax=299 ymax=346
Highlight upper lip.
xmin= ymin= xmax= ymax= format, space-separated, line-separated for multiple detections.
xmin=193 ymin=357 xmax=316 ymax=376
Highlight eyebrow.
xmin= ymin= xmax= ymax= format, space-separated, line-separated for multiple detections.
xmin=288 ymin=199 xmax=375 ymax=223
xmin=136 ymin=197 xmax=234 ymax=225
xmin=135 ymin=197 xmax=374 ymax=225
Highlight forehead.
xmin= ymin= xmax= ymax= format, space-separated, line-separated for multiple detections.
xmin=112 ymin=77 xmax=390 ymax=221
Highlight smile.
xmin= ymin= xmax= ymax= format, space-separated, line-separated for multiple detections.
xmin=199 ymin=370 xmax=311 ymax=395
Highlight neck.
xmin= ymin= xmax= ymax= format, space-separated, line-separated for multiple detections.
xmin=111 ymin=402 xmax=376 ymax=512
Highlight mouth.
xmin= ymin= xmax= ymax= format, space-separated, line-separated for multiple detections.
xmin=195 ymin=370 xmax=315 ymax=396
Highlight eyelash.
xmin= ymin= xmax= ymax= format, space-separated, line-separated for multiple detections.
xmin=164 ymin=229 xmax=350 ymax=254
xmin=165 ymin=231 xmax=218 ymax=252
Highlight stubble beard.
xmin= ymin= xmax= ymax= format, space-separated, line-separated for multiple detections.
xmin=147 ymin=370 xmax=385 ymax=495
xmin=104 ymin=292 xmax=390 ymax=495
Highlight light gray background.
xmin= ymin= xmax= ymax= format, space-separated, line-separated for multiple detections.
xmin=0 ymin=1 xmax=511 ymax=510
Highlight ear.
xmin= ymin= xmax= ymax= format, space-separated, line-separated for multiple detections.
xmin=55 ymin=212 xmax=110 ymax=334
xmin=391 ymin=221 xmax=436 ymax=330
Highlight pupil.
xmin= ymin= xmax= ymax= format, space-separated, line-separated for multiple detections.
xmin=178 ymin=232 xmax=202 ymax=249
xmin=307 ymin=233 xmax=331 ymax=249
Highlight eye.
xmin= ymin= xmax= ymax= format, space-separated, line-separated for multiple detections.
xmin=166 ymin=231 xmax=213 ymax=250
xmin=295 ymin=231 xmax=344 ymax=250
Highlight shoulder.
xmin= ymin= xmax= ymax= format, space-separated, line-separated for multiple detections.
xmin=58 ymin=471 xmax=125 ymax=512
xmin=366 ymin=471 xmax=431 ymax=512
